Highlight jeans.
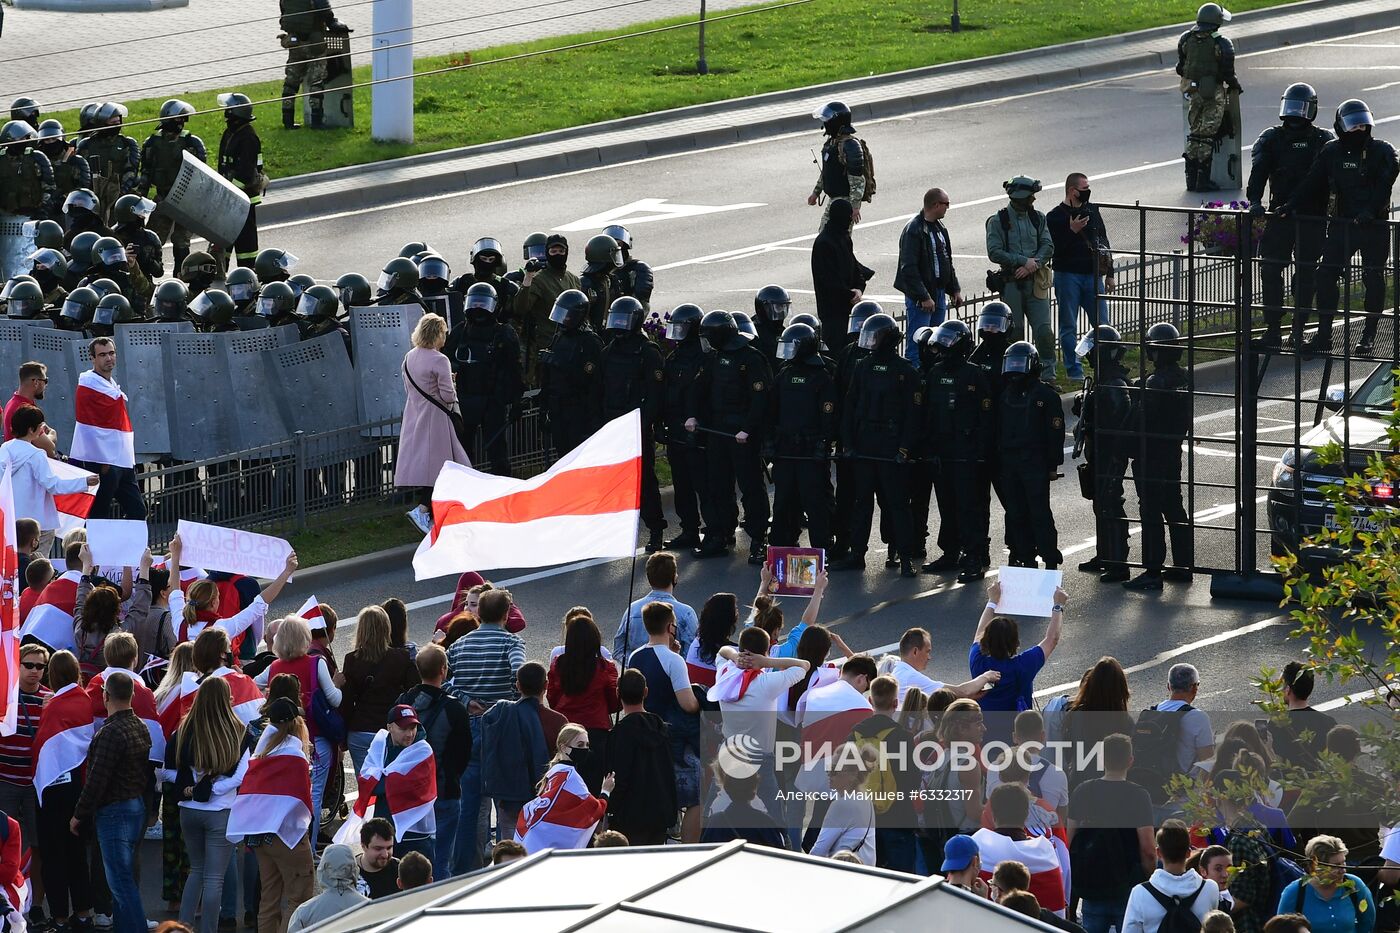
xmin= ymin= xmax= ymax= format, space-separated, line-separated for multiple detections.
xmin=875 ymin=827 xmax=917 ymax=874
xmin=903 ymin=292 xmax=947 ymax=359
xmin=431 ymin=797 xmax=460 ymax=880
xmin=348 ymin=731 xmax=377 ymax=778
xmin=396 ymin=836 xmax=435 ymax=865
xmin=309 ymin=736 xmax=332 ymax=855
xmin=1054 ymin=271 xmax=1104 ymax=379
xmin=94 ymin=798 xmax=146 ymax=933
xmin=179 ymin=807 xmax=236 ymax=933
xmin=220 ymin=851 xmax=239 ymax=919
xmin=89 ymin=464 xmax=147 ymax=521
xmin=1079 ymin=897 xmax=1129 ymax=933
xmin=452 ymin=717 xmax=483 ymax=876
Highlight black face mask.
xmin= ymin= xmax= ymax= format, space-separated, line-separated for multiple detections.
xmin=1341 ymin=130 xmax=1368 ymax=151
xmin=1078 ymin=188 xmax=1091 ymax=204
xmin=31 ymin=268 xmax=56 ymax=292
xmin=569 ymin=746 xmax=592 ymax=767
xmin=1282 ymin=116 xmax=1309 ymax=133
xmin=547 ymin=253 xmax=568 ymax=271
xmin=97 ymin=125 xmax=120 ymax=138
xmin=471 ymin=259 xmax=496 ymax=278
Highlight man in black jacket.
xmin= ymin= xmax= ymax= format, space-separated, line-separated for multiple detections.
xmin=396 ymin=645 xmax=471 ymax=879
xmin=1046 ymin=174 xmax=1113 ymax=381
xmin=894 ymin=187 xmax=961 ymax=359
xmin=605 ymin=669 xmax=676 ymax=846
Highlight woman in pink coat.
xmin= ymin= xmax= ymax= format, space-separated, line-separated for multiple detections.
xmin=395 ymin=313 xmax=469 ymax=533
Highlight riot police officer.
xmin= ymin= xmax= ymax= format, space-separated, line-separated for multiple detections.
xmin=686 ymin=309 xmax=771 ymax=562
xmin=82 ymin=236 xmax=146 ymax=310
xmin=1126 ymin=323 xmax=1195 ymax=590
xmin=416 ymin=254 xmax=452 ymax=313
xmin=601 ymin=225 xmax=654 ymax=312
xmin=296 ymin=284 xmax=350 ymax=353
xmin=61 ymin=189 xmax=111 ymax=247
xmin=969 ymin=303 xmax=1014 ymax=564
xmin=9 ymin=99 xmax=40 ymax=131
xmin=921 ymin=319 xmax=994 ymax=582
xmin=4 ymin=280 xmax=46 ymax=320
xmin=90 ymin=293 xmax=136 ymax=337
xmin=216 ymin=92 xmax=265 ymax=269
xmin=449 ymin=238 xmax=520 ymax=325
xmin=808 ymin=101 xmax=870 ymax=229
xmin=579 ymin=233 xmax=620 ymax=332
xmin=189 ymin=288 xmax=239 ymax=333
xmin=539 ymin=289 xmax=603 ymax=457
xmin=997 ymin=342 xmax=1065 ymax=569
xmin=375 ymin=256 xmax=426 ymax=307
xmin=659 ymin=303 xmax=709 ymax=550
xmin=830 ymin=299 xmax=882 ymax=562
xmin=58 ymin=286 xmax=99 ymax=332
xmin=1283 ymin=99 xmax=1400 ymax=354
xmin=1073 ymin=324 xmax=1133 ymax=583
xmin=752 ymin=284 xmax=791 ymax=362
xmin=150 ymin=278 xmax=190 ymax=322
xmin=601 ymin=296 xmax=667 ymax=551
xmin=35 ymin=120 xmax=89 ymax=213
xmin=253 ymin=247 xmax=297 ymax=286
xmin=1176 ymin=3 xmax=1239 ymax=191
xmin=139 ymin=99 xmax=207 ymax=272
xmin=228 ymin=266 xmax=262 ymax=313
xmin=31 ymin=219 xmax=65 ymax=252
xmin=112 ymin=194 xmax=163 ymax=281
xmin=66 ymin=231 xmax=103 ymax=289
xmin=906 ymin=324 xmax=940 ymax=560
xmin=257 ymin=280 xmax=297 ymax=329
xmin=335 ymin=271 xmax=372 ymax=315
xmin=75 ymin=103 xmax=140 ymax=225
xmin=26 ymin=248 xmax=68 ymax=306
xmin=519 ymin=234 xmax=581 ymax=383
xmin=180 ymin=250 xmax=223 ymax=296
xmin=445 ymin=281 xmax=524 ymax=475
xmin=0 ymin=121 xmax=57 ymax=219
xmin=769 ymin=321 xmax=836 ymax=550
xmin=832 ymin=312 xmax=920 ymax=577
xmin=278 ymin=0 xmax=341 ymax=128
xmin=504 ymin=232 xmax=548 ymax=289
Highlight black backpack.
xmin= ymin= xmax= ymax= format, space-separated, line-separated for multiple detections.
xmin=1130 ymin=703 xmax=1193 ymax=800
xmin=1141 ymin=878 xmax=1206 ymax=933
xmin=607 ymin=714 xmax=677 ymax=831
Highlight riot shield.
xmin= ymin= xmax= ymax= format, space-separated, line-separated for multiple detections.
xmin=152 ymin=151 xmax=251 ymax=249
xmin=164 ymin=331 xmax=241 ymax=461
xmin=263 ymin=331 xmax=359 ymax=435
xmin=23 ymin=327 xmax=86 ymax=449
xmin=1181 ymin=87 xmax=1243 ymax=191
xmin=0 ymin=213 xmax=36 ymax=282
xmin=420 ymin=292 xmax=464 ymax=331
xmin=222 ymin=326 xmax=299 ymax=450
xmin=0 ymin=320 xmax=37 ymax=400
xmin=304 ymin=30 xmax=354 ymax=129
xmin=348 ymin=304 xmax=421 ymax=436
xmin=114 ymin=322 xmax=194 ymax=457
xmin=234 ymin=316 xmax=270 ymax=331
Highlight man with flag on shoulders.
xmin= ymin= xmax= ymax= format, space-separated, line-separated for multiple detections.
xmin=69 ymin=337 xmax=145 ymax=521
xmin=336 ymin=705 xmax=437 ymax=864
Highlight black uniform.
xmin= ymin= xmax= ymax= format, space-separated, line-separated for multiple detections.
xmin=689 ymin=344 xmax=771 ymax=547
xmin=830 ymin=340 xmax=866 ymax=558
xmin=449 ymin=273 xmax=519 ymax=326
xmin=1286 ymin=134 xmax=1400 ymax=345
xmin=840 ymin=348 xmax=921 ymax=563
xmin=1076 ymin=362 xmax=1133 ymax=568
xmin=661 ymin=337 xmax=711 ymax=544
xmin=922 ymin=358 xmax=994 ymax=573
xmin=579 ymin=271 xmax=612 ymax=334
xmin=907 ymin=348 xmax=939 ymax=561
xmin=445 ymin=320 xmax=525 ymax=474
xmin=1247 ymin=121 xmax=1333 ymax=343
xmin=601 ymin=331 xmax=667 ymax=535
xmin=217 ymin=120 xmax=263 ymax=267
xmin=539 ymin=326 xmax=604 ymax=457
xmin=998 ymin=379 xmax=1065 ymax=567
xmin=968 ymin=334 xmax=1011 ymax=564
xmin=769 ymin=357 xmax=837 ymax=548
xmin=753 ymin=317 xmax=783 ymax=364
xmin=609 ymin=260 xmax=654 ymax=312
xmin=1132 ymin=364 xmax=1194 ymax=573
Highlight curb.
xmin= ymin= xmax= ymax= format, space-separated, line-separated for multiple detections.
xmin=286 ymin=541 xmax=420 ymax=593
xmin=12 ymin=0 xmax=186 ymax=9
xmin=261 ymin=0 xmax=1396 ymax=224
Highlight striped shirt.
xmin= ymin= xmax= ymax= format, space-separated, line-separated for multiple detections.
xmin=447 ymin=624 xmax=526 ymax=710
xmin=0 ymin=687 xmax=52 ymax=785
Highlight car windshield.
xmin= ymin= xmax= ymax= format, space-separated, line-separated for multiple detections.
xmin=1348 ymin=364 xmax=1397 ymax=413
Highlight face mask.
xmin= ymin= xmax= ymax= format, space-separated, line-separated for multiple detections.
xmin=547 ymin=253 xmax=567 ymax=271
xmin=471 ymin=259 xmax=495 ymax=278
xmin=569 ymin=746 xmax=592 ymax=767
xmin=1078 ymin=188 xmax=1091 ymax=203
xmin=1011 ymin=197 xmax=1033 ymax=212
xmin=1342 ymin=130 xmax=1368 ymax=150
xmin=98 ymin=125 xmax=120 ymax=138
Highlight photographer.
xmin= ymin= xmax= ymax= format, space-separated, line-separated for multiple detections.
xmin=1047 ymin=174 xmax=1113 ymax=381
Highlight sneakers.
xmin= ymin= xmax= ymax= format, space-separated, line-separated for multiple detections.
xmin=144 ymin=820 xmax=163 ymax=841
xmin=405 ymin=507 xmax=432 ymax=535
xmin=93 ymin=916 xmax=113 ymax=931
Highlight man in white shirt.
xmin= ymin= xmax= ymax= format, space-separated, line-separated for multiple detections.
xmin=0 ymin=404 xmax=97 ymax=550
xmin=986 ymin=710 xmax=1069 ymax=833
xmin=887 ymin=627 xmax=1000 ymax=703
xmin=794 ymin=655 xmax=877 ymax=796
xmin=1122 ymin=820 xmax=1218 ymax=933
xmin=1155 ymin=663 xmax=1215 ymax=773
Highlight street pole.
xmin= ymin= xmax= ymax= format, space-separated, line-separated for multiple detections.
xmin=951 ymin=0 xmax=961 ymax=33
xmin=372 ymin=0 xmax=414 ymax=143
xmin=697 ymin=0 xmax=709 ymax=75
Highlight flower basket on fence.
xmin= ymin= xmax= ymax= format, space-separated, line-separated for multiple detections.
xmin=1181 ymin=200 xmax=1266 ymax=256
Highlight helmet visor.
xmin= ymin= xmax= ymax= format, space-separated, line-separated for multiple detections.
xmin=27 ymin=249 xmax=61 ymax=271
xmin=934 ymin=329 xmax=961 ymax=348
xmin=295 ymin=293 xmax=321 ymax=318
xmin=229 ymin=281 xmax=258 ymax=302
xmin=1279 ymin=98 xmax=1312 ymax=120
xmin=857 ymin=327 xmax=881 ymax=350
xmin=128 ymin=197 xmax=157 ymax=220
xmin=93 ymin=306 xmax=117 ymax=326
xmin=64 ymin=193 xmax=96 ymax=214
xmin=548 ymin=303 xmax=572 ymax=326
xmin=776 ymin=339 xmax=800 ymax=360
xmin=473 ymin=238 xmax=503 ymax=258
xmin=847 ymin=314 xmax=866 ymax=335
xmin=762 ymin=301 xmax=791 ymax=322
xmin=605 ymin=309 xmax=635 ymax=332
xmin=9 ymin=297 xmax=41 ymax=318
xmin=338 ymin=288 xmax=360 ymax=309
xmin=1339 ymin=107 xmax=1375 ymax=133
xmin=1003 ymin=353 xmax=1032 ymax=374
xmin=526 ymin=243 xmax=548 ymax=261
xmin=465 ymin=292 xmax=496 ymax=313
xmin=98 ymin=246 xmax=128 ymax=266
xmin=419 ymin=258 xmax=449 ymax=281
xmin=376 ymin=271 xmax=397 ymax=293
xmin=154 ymin=299 xmax=183 ymax=319
xmin=977 ymin=312 xmax=1009 ymax=334
xmin=665 ymin=321 xmax=692 ymax=342
xmin=61 ymin=297 xmax=90 ymax=320
xmin=216 ymin=93 xmax=240 ymax=108
xmin=189 ymin=293 xmax=217 ymax=318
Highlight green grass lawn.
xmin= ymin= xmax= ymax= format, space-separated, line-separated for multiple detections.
xmin=49 ymin=0 xmax=1298 ymax=179
xmin=290 ymin=508 xmax=420 ymax=566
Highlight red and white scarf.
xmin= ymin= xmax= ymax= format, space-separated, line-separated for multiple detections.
xmin=708 ymin=658 xmax=764 ymax=703
xmin=33 ymin=683 xmax=94 ymax=803
xmin=18 ymin=571 xmax=80 ymax=653
xmin=516 ymin=763 xmax=607 ymax=853
xmin=226 ymin=735 xmax=312 ymax=850
xmin=71 ymin=370 xmax=134 ymax=469
xmin=86 ymin=667 xmax=165 ymax=762
xmin=334 ymin=730 xmax=437 ymax=844
xmin=972 ymin=828 xmax=1067 ymax=913
xmin=156 ymin=667 xmax=263 ymax=738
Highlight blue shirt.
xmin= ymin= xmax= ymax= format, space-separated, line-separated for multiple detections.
xmin=615 ymin=591 xmax=699 ymax=661
xmin=1278 ymin=876 xmax=1376 ymax=933
xmin=969 ymin=643 xmax=1044 ymax=713
xmin=742 ymin=614 xmax=808 ymax=659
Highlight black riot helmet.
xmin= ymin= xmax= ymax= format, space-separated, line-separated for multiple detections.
xmin=522 ymin=232 xmax=548 ymax=262
xmin=777 ymin=322 xmax=820 ymax=364
xmin=216 ymin=92 xmax=254 ymax=123
xmin=847 ymin=299 xmax=883 ymax=336
xmin=398 ymin=241 xmax=431 ymax=260
xmin=189 ymin=288 xmax=236 ymax=327
xmin=1196 ymin=2 xmax=1230 ymax=28
xmin=976 ymin=300 xmax=1013 ymax=338
xmin=78 ymin=103 xmax=100 ymax=132
xmin=158 ymin=98 xmax=195 ymax=131
xmin=699 ymin=309 xmax=743 ymax=353
xmin=1076 ymin=323 xmax=1126 ymax=369
xmin=933 ymin=319 xmax=973 ymax=361
xmin=296 ymin=284 xmax=339 ymax=322
xmin=92 ymin=236 xmax=127 ymax=270
xmin=732 ymin=311 xmax=758 ymax=341
xmin=601 ymin=225 xmax=632 ymax=258
xmin=605 ymin=296 xmax=645 ymax=335
xmin=113 ymin=194 xmax=157 ymax=227
xmin=470 ymin=238 xmax=507 ymax=276
xmin=92 ymin=294 xmax=133 ymax=329
xmin=151 ymin=279 xmax=189 ymax=321
xmin=35 ymin=120 xmax=66 ymax=154
xmin=377 ymin=257 xmax=419 ymax=295
xmin=665 ymin=303 xmax=703 ymax=342
xmin=288 ymin=274 xmax=316 ymax=301
xmin=31 ymin=219 xmax=65 ymax=251
xmin=225 ymin=266 xmax=261 ymax=304
xmin=335 ymin=272 xmax=372 ymax=311
xmin=788 ymin=312 xmax=822 ymax=342
xmin=258 ymin=280 xmax=296 ymax=318
xmin=583 ymin=234 xmax=623 ymax=274
xmin=1145 ymin=321 xmax=1183 ymax=366
xmin=813 ymin=100 xmax=852 ymax=133
xmin=1279 ymin=83 xmax=1318 ymax=123
xmin=179 ymin=251 xmax=219 ymax=293
xmin=1335 ymin=99 xmax=1375 ymax=136
xmin=465 ymin=282 xmax=498 ymax=324
xmin=857 ymin=313 xmax=900 ymax=353
xmin=1002 ymin=341 xmax=1041 ymax=380
xmin=5 ymin=281 xmax=45 ymax=320
xmin=0 ymin=120 xmax=35 ymax=148
xmin=28 ymin=248 xmax=68 ymax=282
xmin=754 ymin=284 xmax=792 ymax=323
xmin=0 ymin=276 xmax=36 ymax=301
xmin=61 ymin=287 xmax=100 ymax=326
xmin=254 ymin=248 xmax=299 ymax=283
xmin=549 ymin=290 xmax=590 ymax=330
xmin=417 ymin=255 xmax=450 ymax=285
xmin=9 ymin=98 xmax=40 ymax=128
xmin=87 ymin=278 xmax=121 ymax=302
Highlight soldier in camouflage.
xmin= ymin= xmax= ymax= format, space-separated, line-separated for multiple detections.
xmin=0 ymin=121 xmax=56 ymax=220
xmin=34 ymin=120 xmax=89 ymax=217
xmin=518 ymin=234 xmax=581 ymax=383
xmin=279 ymin=0 xmax=340 ymax=129
xmin=808 ymin=101 xmax=870 ymax=231
xmin=75 ymin=102 xmax=140 ymax=225
xmin=140 ymin=99 xmax=208 ymax=272
xmin=1176 ymin=3 xmax=1240 ymax=192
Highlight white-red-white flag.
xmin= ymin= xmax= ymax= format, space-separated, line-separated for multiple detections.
xmin=156 ymin=667 xmax=263 ymax=737
xmin=413 ymin=409 xmax=641 ymax=579
xmin=516 ymin=763 xmax=607 ymax=853
xmin=334 ymin=730 xmax=437 ymax=844
xmin=227 ymin=738 xmax=312 ymax=850
xmin=18 ymin=570 xmax=81 ymax=652
xmin=70 ymin=371 xmax=135 ymax=469
xmin=51 ymin=460 xmax=97 ymax=537
xmin=295 ymin=596 xmax=323 ymax=625
xmin=0 ymin=467 xmax=17 ymax=737
xmin=86 ymin=667 xmax=166 ymax=762
xmin=33 ymin=683 xmax=94 ymax=803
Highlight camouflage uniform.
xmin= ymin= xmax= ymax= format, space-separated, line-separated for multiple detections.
xmin=1176 ymin=24 xmax=1237 ymax=179
xmin=279 ymin=0 xmax=335 ymax=127
xmin=140 ymin=127 xmax=208 ymax=269
xmin=0 ymin=146 xmax=56 ymax=219
xmin=76 ymin=131 xmax=140 ymax=226
xmin=812 ymin=129 xmax=867 ymax=232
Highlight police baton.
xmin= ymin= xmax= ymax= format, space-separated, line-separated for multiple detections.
xmin=687 ymin=424 xmax=743 ymax=440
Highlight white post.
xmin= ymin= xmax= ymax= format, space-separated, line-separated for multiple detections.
xmin=372 ymin=0 xmax=414 ymax=143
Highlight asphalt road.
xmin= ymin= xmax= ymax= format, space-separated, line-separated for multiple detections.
xmin=249 ymin=27 xmax=1400 ymax=715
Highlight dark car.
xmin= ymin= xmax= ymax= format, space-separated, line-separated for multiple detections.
xmin=1267 ymin=363 xmax=1396 ymax=568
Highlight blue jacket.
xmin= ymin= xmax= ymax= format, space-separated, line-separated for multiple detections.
xmin=615 ymin=590 xmax=698 ymax=662
xmin=480 ymin=696 xmax=548 ymax=805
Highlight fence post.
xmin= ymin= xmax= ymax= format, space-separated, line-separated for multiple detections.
xmin=1170 ymin=249 xmax=1183 ymax=330
xmin=294 ymin=430 xmax=307 ymax=532
xmin=696 ymin=0 xmax=708 ymax=74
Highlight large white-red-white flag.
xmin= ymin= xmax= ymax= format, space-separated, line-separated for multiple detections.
xmin=86 ymin=667 xmax=166 ymax=762
xmin=516 ymin=763 xmax=607 ymax=853
xmin=226 ymin=738 xmax=312 ymax=850
xmin=334 ymin=729 xmax=437 ymax=844
xmin=413 ymin=409 xmax=641 ymax=579
xmin=51 ymin=460 xmax=96 ymax=537
xmin=18 ymin=570 xmax=80 ymax=653
xmin=0 ymin=467 xmax=17 ymax=737
xmin=33 ymin=683 xmax=95 ymax=803
xmin=71 ymin=371 xmax=135 ymax=469
xmin=156 ymin=667 xmax=264 ymax=737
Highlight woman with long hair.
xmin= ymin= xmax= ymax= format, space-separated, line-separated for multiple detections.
xmin=546 ymin=616 xmax=620 ymax=793
xmin=167 ymin=537 xmax=296 ymax=647
xmin=338 ymin=606 xmax=418 ymax=775
xmin=686 ymin=594 xmax=739 ymax=687
xmin=160 ymin=677 xmax=251 ymax=933
xmin=515 ymin=725 xmax=614 ymax=852
xmin=155 ymin=641 xmax=197 ymax=911
xmin=550 ymin=607 xmax=612 ymax=663
xmin=72 ymin=544 xmax=124 ymax=679
xmin=1065 ymin=655 xmax=1136 ymax=790
xmin=35 ymin=651 xmax=93 ymax=932
xmin=381 ymin=598 xmax=418 ymax=661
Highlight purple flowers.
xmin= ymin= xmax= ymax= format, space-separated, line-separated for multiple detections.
xmin=1182 ymin=200 xmax=1264 ymax=253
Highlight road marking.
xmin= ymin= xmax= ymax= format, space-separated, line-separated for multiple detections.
xmin=401 ymin=548 xmax=647 ymax=614
xmin=1316 ymin=685 xmax=1397 ymax=711
xmin=553 ymin=198 xmax=765 ymax=232
xmin=1253 ymin=65 xmax=1400 ymax=70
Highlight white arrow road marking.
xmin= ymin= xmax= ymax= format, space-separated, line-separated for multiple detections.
xmin=553 ymin=198 xmax=765 ymax=232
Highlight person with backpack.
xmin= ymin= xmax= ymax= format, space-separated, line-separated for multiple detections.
xmin=808 ymin=101 xmax=875 ymax=230
xmin=1067 ymin=733 xmax=1156 ymax=933
xmin=1175 ymin=3 xmax=1240 ymax=191
xmin=1134 ymin=664 xmax=1215 ymax=805
xmin=848 ymin=675 xmax=920 ymax=873
xmin=1212 ymin=769 xmax=1274 ymax=933
xmin=986 ymin=176 xmax=1056 ymax=384
xmin=395 ymin=645 xmax=471 ymax=879
xmin=1276 ymin=836 xmax=1376 ymax=933
xmin=603 ymin=669 xmax=676 ymax=847
xmin=1122 ymin=819 xmax=1220 ymax=933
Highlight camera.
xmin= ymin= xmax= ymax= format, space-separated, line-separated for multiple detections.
xmin=525 ymin=258 xmax=545 ymax=273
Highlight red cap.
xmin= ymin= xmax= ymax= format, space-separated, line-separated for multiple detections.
xmin=389 ymin=704 xmax=420 ymax=728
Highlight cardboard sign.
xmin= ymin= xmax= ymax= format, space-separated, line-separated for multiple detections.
xmin=175 ymin=519 xmax=293 ymax=580
xmin=85 ymin=519 xmax=149 ymax=569
xmin=997 ymin=566 xmax=1064 ymax=617
xmin=765 ymin=547 xmax=824 ymax=597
